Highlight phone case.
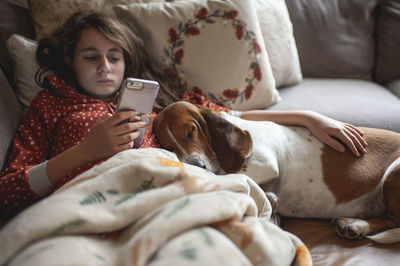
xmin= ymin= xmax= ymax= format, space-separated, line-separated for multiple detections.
xmin=116 ymin=78 xmax=159 ymax=148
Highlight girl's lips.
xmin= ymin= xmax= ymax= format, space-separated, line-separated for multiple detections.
xmin=96 ymin=79 xmax=113 ymax=84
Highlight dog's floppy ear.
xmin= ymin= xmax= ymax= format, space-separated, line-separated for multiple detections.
xmin=203 ymin=111 xmax=253 ymax=173
xmin=194 ymin=104 xmax=212 ymax=115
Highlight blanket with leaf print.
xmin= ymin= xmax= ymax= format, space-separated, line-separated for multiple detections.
xmin=0 ymin=148 xmax=311 ymax=266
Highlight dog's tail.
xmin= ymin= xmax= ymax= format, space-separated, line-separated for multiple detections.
xmin=287 ymin=233 xmax=313 ymax=266
xmin=367 ymin=228 xmax=400 ymax=244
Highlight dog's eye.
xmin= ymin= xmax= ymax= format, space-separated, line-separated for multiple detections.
xmin=186 ymin=127 xmax=195 ymax=139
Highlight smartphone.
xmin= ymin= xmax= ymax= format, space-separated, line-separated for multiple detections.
xmin=116 ymin=77 xmax=159 ymax=148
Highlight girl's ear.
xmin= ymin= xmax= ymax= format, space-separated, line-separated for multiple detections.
xmin=202 ymin=111 xmax=253 ymax=173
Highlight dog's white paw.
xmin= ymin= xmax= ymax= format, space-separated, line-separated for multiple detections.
xmin=333 ymin=218 xmax=370 ymax=240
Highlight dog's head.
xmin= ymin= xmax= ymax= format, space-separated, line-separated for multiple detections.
xmin=153 ymin=101 xmax=253 ymax=173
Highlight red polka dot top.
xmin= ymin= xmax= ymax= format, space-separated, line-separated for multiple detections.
xmin=0 ymin=75 xmax=159 ymax=218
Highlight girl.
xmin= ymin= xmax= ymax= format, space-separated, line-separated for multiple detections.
xmin=0 ymin=11 xmax=366 ymax=218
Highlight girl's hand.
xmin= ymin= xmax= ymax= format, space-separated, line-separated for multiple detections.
xmin=79 ymin=111 xmax=146 ymax=162
xmin=304 ymin=111 xmax=368 ymax=157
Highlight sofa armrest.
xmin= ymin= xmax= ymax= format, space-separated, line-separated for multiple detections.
xmin=0 ymin=66 xmax=22 ymax=170
xmin=387 ymin=80 xmax=400 ymax=99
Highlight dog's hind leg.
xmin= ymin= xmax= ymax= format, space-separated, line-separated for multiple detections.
xmin=335 ymin=158 xmax=400 ymax=242
xmin=367 ymin=160 xmax=400 ymax=243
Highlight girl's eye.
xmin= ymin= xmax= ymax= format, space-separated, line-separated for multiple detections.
xmin=84 ymin=56 xmax=97 ymax=61
xmin=109 ymin=57 xmax=120 ymax=62
xmin=108 ymin=53 xmax=121 ymax=62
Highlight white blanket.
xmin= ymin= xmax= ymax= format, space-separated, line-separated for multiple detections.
xmin=0 ymin=148 xmax=311 ymax=266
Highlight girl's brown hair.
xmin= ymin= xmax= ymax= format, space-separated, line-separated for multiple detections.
xmin=36 ymin=11 xmax=179 ymax=109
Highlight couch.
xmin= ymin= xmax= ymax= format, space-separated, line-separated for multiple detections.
xmin=1 ymin=0 xmax=400 ymax=265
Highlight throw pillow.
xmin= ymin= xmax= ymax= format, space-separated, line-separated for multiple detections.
xmin=285 ymin=0 xmax=378 ymax=80
xmin=113 ymin=0 xmax=280 ymax=110
xmin=168 ymin=0 xmax=302 ymax=88
xmin=7 ymin=34 xmax=43 ymax=110
xmin=29 ymin=0 xmax=167 ymax=40
xmin=255 ymin=0 xmax=302 ymax=88
xmin=374 ymin=0 xmax=400 ymax=84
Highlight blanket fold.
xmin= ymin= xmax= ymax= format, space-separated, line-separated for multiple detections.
xmin=0 ymin=148 xmax=311 ymax=266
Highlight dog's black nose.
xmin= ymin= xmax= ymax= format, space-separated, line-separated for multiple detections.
xmin=193 ymin=160 xmax=207 ymax=169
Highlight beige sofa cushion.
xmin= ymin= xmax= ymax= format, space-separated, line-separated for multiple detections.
xmin=29 ymin=0 xmax=167 ymax=40
xmin=268 ymin=78 xmax=400 ymax=133
xmin=374 ymin=0 xmax=400 ymax=84
xmin=285 ymin=0 xmax=378 ymax=80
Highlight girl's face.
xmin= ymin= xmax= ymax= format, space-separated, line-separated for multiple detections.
xmin=70 ymin=27 xmax=125 ymax=101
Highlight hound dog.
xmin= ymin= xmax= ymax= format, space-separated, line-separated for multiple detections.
xmin=153 ymin=101 xmax=400 ymax=243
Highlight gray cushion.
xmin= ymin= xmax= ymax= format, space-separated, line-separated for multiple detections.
xmin=0 ymin=69 xmax=22 ymax=170
xmin=285 ymin=0 xmax=378 ymax=80
xmin=269 ymin=78 xmax=400 ymax=133
xmin=374 ymin=0 xmax=400 ymax=84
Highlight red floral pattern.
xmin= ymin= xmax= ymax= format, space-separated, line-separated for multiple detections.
xmin=223 ymin=89 xmax=239 ymax=99
xmin=253 ymin=65 xmax=262 ymax=81
xmin=185 ymin=26 xmax=200 ymax=36
xmin=169 ymin=28 xmax=179 ymax=43
xmin=192 ymin=86 xmax=203 ymax=95
xmin=196 ymin=7 xmax=208 ymax=19
xmin=182 ymin=91 xmax=231 ymax=113
xmin=225 ymin=10 xmax=238 ymax=19
xmin=174 ymin=49 xmax=184 ymax=64
xmin=252 ymin=40 xmax=262 ymax=53
xmin=235 ymin=24 xmax=244 ymax=40
xmin=245 ymin=85 xmax=254 ymax=100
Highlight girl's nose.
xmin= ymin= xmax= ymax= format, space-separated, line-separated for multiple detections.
xmin=97 ymin=55 xmax=111 ymax=74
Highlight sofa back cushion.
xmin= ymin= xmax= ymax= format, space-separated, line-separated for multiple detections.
xmin=0 ymin=2 xmax=34 ymax=87
xmin=285 ymin=0 xmax=378 ymax=80
xmin=374 ymin=0 xmax=400 ymax=84
xmin=0 ymin=70 xmax=22 ymax=170
xmin=29 ymin=0 xmax=168 ymax=40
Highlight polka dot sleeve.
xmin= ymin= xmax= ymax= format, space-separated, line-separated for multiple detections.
xmin=0 ymin=102 xmax=49 ymax=218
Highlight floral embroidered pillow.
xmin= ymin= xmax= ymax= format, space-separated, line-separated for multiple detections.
xmin=170 ymin=0 xmax=303 ymax=88
xmin=113 ymin=0 xmax=280 ymax=110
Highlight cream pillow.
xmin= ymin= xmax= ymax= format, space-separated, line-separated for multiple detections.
xmin=114 ymin=0 xmax=280 ymax=110
xmin=29 ymin=0 xmax=168 ymax=40
xmin=255 ymin=0 xmax=302 ymax=88
xmin=7 ymin=34 xmax=43 ymax=110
